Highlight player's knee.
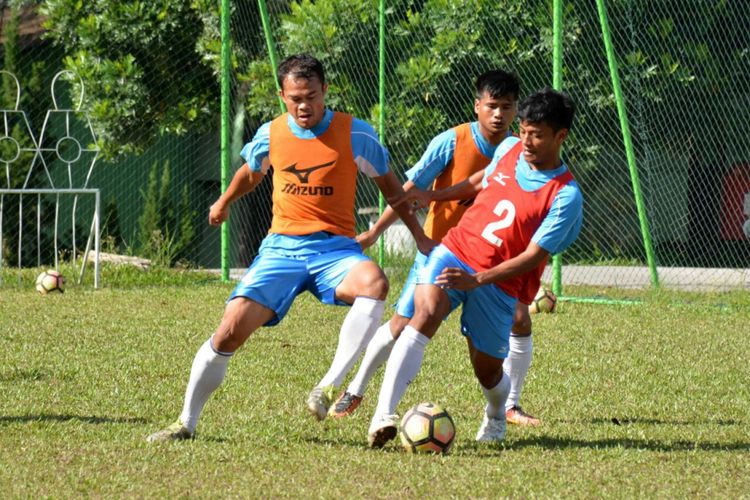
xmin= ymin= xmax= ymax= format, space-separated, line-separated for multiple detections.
xmin=212 ymin=297 xmax=266 ymax=352
xmin=212 ymin=328 xmax=245 ymax=353
xmin=412 ymin=301 xmax=441 ymax=324
xmin=340 ymin=262 xmax=389 ymax=301
xmin=358 ymin=269 xmax=389 ymax=299
xmin=372 ymin=275 xmax=389 ymax=299
xmin=408 ymin=311 xmax=441 ymax=338
xmin=512 ymin=304 xmax=532 ymax=335
xmin=474 ymin=366 xmax=503 ymax=389
xmin=512 ymin=316 xmax=532 ymax=335
xmin=390 ymin=315 xmax=410 ymax=338
xmin=471 ymin=354 xmax=504 ymax=389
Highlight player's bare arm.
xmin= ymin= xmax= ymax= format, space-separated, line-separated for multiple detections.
xmin=209 ymin=163 xmax=266 ymax=226
xmin=356 ymin=180 xmax=419 ymax=250
xmin=435 ymin=242 xmax=549 ymax=290
xmin=397 ymin=168 xmax=485 ymax=211
xmin=373 ymin=171 xmax=437 ymax=256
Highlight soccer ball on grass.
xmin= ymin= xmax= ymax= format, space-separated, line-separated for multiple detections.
xmin=35 ymin=270 xmax=65 ymax=295
xmin=529 ymin=286 xmax=556 ymax=314
xmin=399 ymin=402 xmax=455 ymax=454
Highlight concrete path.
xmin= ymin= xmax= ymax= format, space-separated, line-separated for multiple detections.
xmin=541 ymin=265 xmax=750 ymax=292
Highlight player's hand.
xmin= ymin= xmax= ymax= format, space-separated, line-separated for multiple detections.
xmin=209 ymin=200 xmax=229 ymax=226
xmin=356 ymin=229 xmax=379 ymax=250
xmin=416 ymin=234 xmax=438 ymax=257
xmin=435 ymin=267 xmax=481 ymax=290
xmin=392 ymin=188 xmax=432 ymax=213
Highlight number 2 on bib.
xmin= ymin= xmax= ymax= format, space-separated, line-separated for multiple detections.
xmin=480 ymin=199 xmax=516 ymax=246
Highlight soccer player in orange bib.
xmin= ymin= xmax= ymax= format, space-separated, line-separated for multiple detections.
xmin=367 ymin=88 xmax=583 ymax=448
xmin=148 ymin=54 xmax=433 ymax=442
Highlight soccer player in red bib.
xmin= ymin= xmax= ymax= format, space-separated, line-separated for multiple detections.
xmin=368 ymin=88 xmax=584 ymax=448
xmin=329 ymin=70 xmax=524 ymax=418
xmin=147 ymin=54 xmax=433 ymax=442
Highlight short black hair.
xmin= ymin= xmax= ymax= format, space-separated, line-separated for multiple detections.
xmin=475 ymin=69 xmax=520 ymax=101
xmin=277 ymin=54 xmax=325 ymax=88
xmin=517 ymin=87 xmax=575 ymax=131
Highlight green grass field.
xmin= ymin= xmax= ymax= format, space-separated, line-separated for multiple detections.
xmin=1 ymin=267 xmax=748 ymax=497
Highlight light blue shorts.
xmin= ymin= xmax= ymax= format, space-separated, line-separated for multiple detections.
xmin=417 ymin=244 xmax=516 ymax=359
xmin=229 ymin=235 xmax=369 ymax=326
xmin=394 ymin=251 xmax=429 ymax=319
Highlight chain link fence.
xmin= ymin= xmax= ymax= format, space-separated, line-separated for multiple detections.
xmin=1 ymin=0 xmax=748 ymax=291
xmin=560 ymin=0 xmax=750 ymax=290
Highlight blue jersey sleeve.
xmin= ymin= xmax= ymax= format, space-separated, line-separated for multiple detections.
xmin=532 ymin=181 xmax=584 ymax=254
xmin=239 ymin=122 xmax=271 ymax=173
xmin=482 ymin=136 xmax=520 ymax=188
xmin=351 ymin=118 xmax=389 ymax=177
xmin=405 ymin=129 xmax=457 ymax=190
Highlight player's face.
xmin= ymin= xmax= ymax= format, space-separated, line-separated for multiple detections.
xmin=280 ymin=75 xmax=328 ymax=129
xmin=474 ymin=92 xmax=517 ymax=142
xmin=519 ymin=120 xmax=568 ymax=170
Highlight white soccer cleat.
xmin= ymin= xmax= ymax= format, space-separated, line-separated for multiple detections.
xmin=306 ymin=385 xmax=336 ymax=421
xmin=368 ymin=413 xmax=399 ymax=449
xmin=475 ymin=411 xmax=507 ymax=443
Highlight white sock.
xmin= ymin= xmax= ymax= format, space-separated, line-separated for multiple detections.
xmin=372 ymin=325 xmax=429 ymax=422
xmin=346 ymin=322 xmax=397 ymax=396
xmin=317 ymin=297 xmax=386 ymax=388
xmin=179 ymin=338 xmax=232 ymax=432
xmin=503 ymin=335 xmax=533 ymax=410
xmin=482 ymin=374 xmax=511 ymax=419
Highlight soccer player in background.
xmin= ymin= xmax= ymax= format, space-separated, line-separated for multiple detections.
xmin=367 ymin=88 xmax=584 ymax=448
xmin=330 ymin=71 xmax=543 ymax=427
xmin=147 ymin=54 xmax=434 ymax=442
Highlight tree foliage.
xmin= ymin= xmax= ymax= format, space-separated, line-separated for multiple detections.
xmin=38 ymin=0 xmax=746 ymax=169
xmin=41 ymin=0 xmax=220 ymax=159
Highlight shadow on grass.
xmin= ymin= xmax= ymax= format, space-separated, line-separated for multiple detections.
xmin=304 ymin=434 xmax=749 ymax=454
xmin=304 ymin=435 xmax=402 ymax=452
xmin=191 ymin=436 xmax=228 ymax=443
xmin=0 ymin=414 xmax=148 ymax=425
xmin=511 ymin=436 xmax=750 ymax=452
xmin=590 ymin=417 xmax=741 ymax=426
xmin=0 ymin=415 xmax=235 ymax=442
xmin=0 ymin=368 xmax=53 ymax=382
xmin=303 ymin=435 xmax=507 ymax=456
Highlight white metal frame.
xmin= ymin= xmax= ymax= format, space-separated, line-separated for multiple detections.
xmin=0 ymin=188 xmax=101 ymax=288
xmin=0 ymin=70 xmax=102 ymax=289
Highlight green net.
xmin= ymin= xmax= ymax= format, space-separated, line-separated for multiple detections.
xmin=561 ymin=0 xmax=750 ymax=290
xmin=2 ymin=0 xmax=748 ymax=292
xmin=232 ymin=0 xmax=750 ymax=292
